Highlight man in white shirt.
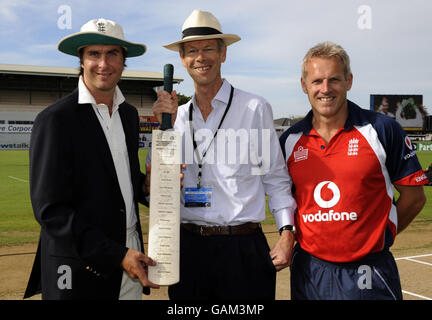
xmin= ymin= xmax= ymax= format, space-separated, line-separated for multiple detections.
xmin=24 ymin=18 xmax=159 ymax=300
xmin=152 ymin=10 xmax=297 ymax=299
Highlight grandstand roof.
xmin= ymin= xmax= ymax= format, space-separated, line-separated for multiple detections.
xmin=0 ymin=64 xmax=183 ymax=83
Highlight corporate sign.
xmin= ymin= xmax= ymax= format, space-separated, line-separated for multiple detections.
xmin=0 ymin=124 xmax=33 ymax=133
xmin=416 ymin=142 xmax=432 ymax=151
xmin=0 ymin=124 xmax=33 ymax=149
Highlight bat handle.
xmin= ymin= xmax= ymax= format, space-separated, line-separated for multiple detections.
xmin=160 ymin=64 xmax=174 ymax=131
xmin=160 ymin=113 xmax=172 ymax=131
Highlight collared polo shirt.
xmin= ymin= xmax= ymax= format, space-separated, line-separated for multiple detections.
xmin=280 ymin=100 xmax=428 ymax=262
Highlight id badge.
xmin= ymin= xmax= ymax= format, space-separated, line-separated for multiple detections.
xmin=184 ymin=187 xmax=212 ymax=207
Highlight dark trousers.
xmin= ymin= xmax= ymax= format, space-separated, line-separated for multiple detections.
xmin=290 ymin=244 xmax=403 ymax=300
xmin=168 ymin=225 xmax=276 ymax=300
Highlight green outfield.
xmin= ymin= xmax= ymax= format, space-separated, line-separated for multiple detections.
xmin=1 ymin=149 xmax=431 ymax=246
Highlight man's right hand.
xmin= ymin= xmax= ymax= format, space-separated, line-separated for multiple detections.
xmin=153 ymin=90 xmax=178 ymax=127
xmin=120 ymin=248 xmax=160 ymax=289
xmin=143 ymin=164 xmax=151 ymax=196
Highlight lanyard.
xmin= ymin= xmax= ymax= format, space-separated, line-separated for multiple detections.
xmin=189 ymin=85 xmax=234 ymax=188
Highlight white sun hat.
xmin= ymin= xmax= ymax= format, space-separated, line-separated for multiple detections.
xmin=58 ymin=18 xmax=146 ymax=57
xmin=163 ymin=10 xmax=241 ymax=51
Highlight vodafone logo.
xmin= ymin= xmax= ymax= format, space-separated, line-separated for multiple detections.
xmin=405 ymin=136 xmax=413 ymax=150
xmin=403 ymin=136 xmax=417 ymax=160
xmin=313 ymin=181 xmax=340 ymax=208
xmin=302 ymin=181 xmax=358 ymax=223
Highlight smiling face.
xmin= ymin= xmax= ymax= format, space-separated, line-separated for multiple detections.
xmin=301 ymin=57 xmax=353 ymax=122
xmin=81 ymin=44 xmax=125 ymax=100
xmin=180 ymin=39 xmax=226 ymax=90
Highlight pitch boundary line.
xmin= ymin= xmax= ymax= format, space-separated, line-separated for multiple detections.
xmin=7 ymin=176 xmax=28 ymax=183
xmin=404 ymin=258 xmax=432 ymax=267
xmin=396 ymin=253 xmax=432 ymax=300
xmin=395 ymin=253 xmax=432 ymax=261
xmin=396 ymin=253 xmax=432 ymax=267
xmin=402 ymin=290 xmax=432 ymax=300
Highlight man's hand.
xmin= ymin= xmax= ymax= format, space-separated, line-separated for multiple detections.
xmin=180 ymin=164 xmax=186 ymax=188
xmin=143 ymin=164 xmax=151 ymax=196
xmin=270 ymin=230 xmax=295 ymax=271
xmin=153 ymin=90 xmax=178 ymax=127
xmin=120 ymin=248 xmax=160 ymax=289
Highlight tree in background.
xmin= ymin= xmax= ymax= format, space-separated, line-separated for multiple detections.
xmin=177 ymin=93 xmax=192 ymax=105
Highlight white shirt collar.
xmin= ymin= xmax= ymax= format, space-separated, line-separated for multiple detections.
xmin=213 ymin=78 xmax=231 ymax=105
xmin=190 ymin=78 xmax=231 ymax=110
xmin=78 ymin=76 xmax=125 ymax=110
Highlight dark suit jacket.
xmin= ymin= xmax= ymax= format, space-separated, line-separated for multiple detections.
xmin=24 ymin=89 xmax=150 ymax=299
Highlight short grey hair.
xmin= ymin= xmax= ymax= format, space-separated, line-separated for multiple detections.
xmin=302 ymin=41 xmax=352 ymax=80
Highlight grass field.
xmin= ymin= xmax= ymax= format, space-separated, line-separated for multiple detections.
xmin=1 ymin=149 xmax=432 ymax=246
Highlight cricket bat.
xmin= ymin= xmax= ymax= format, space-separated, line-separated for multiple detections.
xmin=148 ymin=64 xmax=181 ymax=285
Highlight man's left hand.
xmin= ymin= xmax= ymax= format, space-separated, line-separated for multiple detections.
xmin=270 ymin=230 xmax=295 ymax=271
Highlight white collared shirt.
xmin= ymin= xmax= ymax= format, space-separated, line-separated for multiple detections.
xmin=149 ymin=79 xmax=296 ymax=229
xmin=78 ymin=76 xmax=137 ymax=229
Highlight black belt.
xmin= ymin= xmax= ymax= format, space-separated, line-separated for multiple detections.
xmin=181 ymin=222 xmax=261 ymax=236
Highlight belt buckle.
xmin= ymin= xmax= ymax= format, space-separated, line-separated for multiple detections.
xmin=199 ymin=225 xmax=205 ymax=236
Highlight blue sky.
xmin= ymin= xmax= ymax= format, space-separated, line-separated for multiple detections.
xmin=1 ymin=0 xmax=431 ymax=119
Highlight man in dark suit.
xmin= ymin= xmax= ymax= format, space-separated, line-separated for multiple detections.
xmin=24 ymin=18 xmax=159 ymax=300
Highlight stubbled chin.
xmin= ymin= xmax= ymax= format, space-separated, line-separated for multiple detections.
xmin=315 ymin=104 xmax=338 ymax=115
xmin=97 ymin=75 xmax=112 ymax=81
xmin=193 ymin=70 xmax=211 ymax=78
xmin=317 ymin=103 xmax=336 ymax=109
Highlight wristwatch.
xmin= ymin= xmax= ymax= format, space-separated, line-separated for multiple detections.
xmin=279 ymin=225 xmax=294 ymax=235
